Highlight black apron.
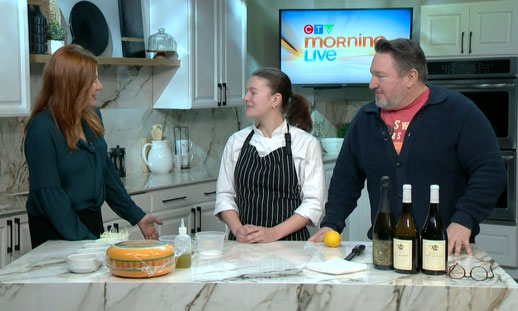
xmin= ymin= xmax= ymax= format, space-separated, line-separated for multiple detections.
xmin=229 ymin=125 xmax=309 ymax=241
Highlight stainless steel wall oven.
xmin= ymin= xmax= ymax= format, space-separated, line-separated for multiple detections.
xmin=428 ymin=57 xmax=518 ymax=224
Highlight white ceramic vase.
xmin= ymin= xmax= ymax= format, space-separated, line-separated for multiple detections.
xmin=47 ymin=40 xmax=64 ymax=54
xmin=141 ymin=140 xmax=173 ymax=174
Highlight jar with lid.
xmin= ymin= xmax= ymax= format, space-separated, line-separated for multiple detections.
xmin=147 ymin=28 xmax=177 ymax=59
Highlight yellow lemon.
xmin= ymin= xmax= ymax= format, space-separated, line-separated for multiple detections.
xmin=323 ymin=231 xmax=341 ymax=248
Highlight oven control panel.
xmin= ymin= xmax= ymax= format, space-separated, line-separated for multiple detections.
xmin=427 ymin=58 xmax=518 ymax=79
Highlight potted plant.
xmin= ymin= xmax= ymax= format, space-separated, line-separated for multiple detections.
xmin=47 ymin=21 xmax=66 ymax=54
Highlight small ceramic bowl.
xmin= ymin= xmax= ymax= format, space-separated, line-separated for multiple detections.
xmin=320 ymin=138 xmax=344 ymax=154
xmin=76 ymin=248 xmax=107 ymax=262
xmin=66 ymin=253 xmax=101 ymax=273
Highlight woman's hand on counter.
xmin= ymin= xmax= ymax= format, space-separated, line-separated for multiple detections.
xmin=308 ymin=227 xmax=334 ymax=243
xmin=138 ymin=214 xmax=163 ymax=240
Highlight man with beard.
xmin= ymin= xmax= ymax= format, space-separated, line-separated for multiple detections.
xmin=309 ymin=38 xmax=506 ymax=257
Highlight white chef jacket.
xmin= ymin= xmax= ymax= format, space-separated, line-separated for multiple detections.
xmin=215 ymin=120 xmax=325 ymax=226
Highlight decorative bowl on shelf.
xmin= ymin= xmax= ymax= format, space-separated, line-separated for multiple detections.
xmin=147 ymin=28 xmax=177 ymax=59
xmin=320 ymin=138 xmax=344 ymax=154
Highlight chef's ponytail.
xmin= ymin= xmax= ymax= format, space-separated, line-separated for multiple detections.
xmin=251 ymin=68 xmax=313 ymax=132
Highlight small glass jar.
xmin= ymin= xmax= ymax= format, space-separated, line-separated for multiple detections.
xmin=147 ymin=28 xmax=176 ymax=58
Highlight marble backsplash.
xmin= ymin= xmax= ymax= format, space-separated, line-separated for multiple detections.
xmin=0 ymin=64 xmax=369 ymax=195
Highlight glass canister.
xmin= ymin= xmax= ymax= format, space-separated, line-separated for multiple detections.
xmin=109 ymin=145 xmax=126 ymax=177
xmin=147 ymin=28 xmax=177 ymax=58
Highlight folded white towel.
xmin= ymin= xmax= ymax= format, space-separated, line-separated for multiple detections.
xmin=305 ymin=258 xmax=367 ymax=275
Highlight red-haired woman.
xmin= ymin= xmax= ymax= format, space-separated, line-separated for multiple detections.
xmin=24 ymin=44 xmax=161 ymax=248
xmin=215 ymin=68 xmax=325 ymax=242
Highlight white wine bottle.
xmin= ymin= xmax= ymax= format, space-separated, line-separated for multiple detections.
xmin=421 ymin=185 xmax=448 ymax=275
xmin=372 ymin=176 xmax=395 ymax=270
xmin=393 ymin=184 xmax=419 ymax=274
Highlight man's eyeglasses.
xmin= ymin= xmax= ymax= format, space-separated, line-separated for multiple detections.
xmin=447 ymin=263 xmax=494 ymax=281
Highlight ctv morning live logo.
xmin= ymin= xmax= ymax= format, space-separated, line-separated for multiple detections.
xmin=303 ymin=24 xmax=384 ymax=61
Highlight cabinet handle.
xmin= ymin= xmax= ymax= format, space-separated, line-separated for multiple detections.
xmin=222 ymin=83 xmax=227 ymax=106
xmin=191 ymin=207 xmax=196 ymax=234
xmin=7 ymin=220 xmax=12 ymax=254
xmin=197 ymin=206 xmax=202 ymax=232
xmin=469 ymin=31 xmax=472 ymax=54
xmin=14 ymin=218 xmax=20 ymax=251
xmin=162 ymin=196 xmax=187 ymax=203
xmin=203 ymin=191 xmax=216 ymax=196
xmin=114 ymin=223 xmax=119 ymax=233
xmin=217 ymin=83 xmax=222 ymax=106
xmin=460 ymin=31 xmax=464 ymax=54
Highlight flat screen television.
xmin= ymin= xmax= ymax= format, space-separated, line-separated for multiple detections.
xmin=279 ymin=8 xmax=413 ymax=86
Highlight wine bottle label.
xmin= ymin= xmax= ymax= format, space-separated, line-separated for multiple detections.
xmin=373 ymin=240 xmax=392 ymax=266
xmin=393 ymin=238 xmax=412 ymax=270
xmin=422 ymin=239 xmax=446 ymax=271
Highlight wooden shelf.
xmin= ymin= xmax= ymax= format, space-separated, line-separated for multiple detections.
xmin=29 ymin=54 xmax=180 ymax=67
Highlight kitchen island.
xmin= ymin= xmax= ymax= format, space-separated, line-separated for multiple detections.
xmin=1 ymin=241 xmax=517 ymax=310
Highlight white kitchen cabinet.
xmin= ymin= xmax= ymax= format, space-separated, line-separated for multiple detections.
xmin=0 ymin=213 xmax=31 ymax=268
xmin=193 ymin=200 xmax=226 ymax=233
xmin=420 ymin=1 xmax=518 ymax=57
xmin=150 ymin=0 xmax=246 ymax=109
xmin=0 ymin=0 xmax=31 ymax=116
xmin=101 ymin=192 xmax=152 ymax=237
xmin=322 ymin=158 xmax=371 ymax=242
xmin=153 ymin=206 xmax=193 ymax=237
xmin=148 ymin=181 xmax=218 ymax=235
xmin=476 ymin=223 xmax=518 ymax=267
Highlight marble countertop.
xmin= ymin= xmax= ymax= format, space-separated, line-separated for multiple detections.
xmin=0 ymin=240 xmax=516 ymax=310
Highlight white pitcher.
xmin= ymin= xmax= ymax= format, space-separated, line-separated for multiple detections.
xmin=141 ymin=140 xmax=173 ymax=174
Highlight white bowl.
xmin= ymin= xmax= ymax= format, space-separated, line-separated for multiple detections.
xmin=195 ymin=231 xmax=225 ymax=257
xmin=66 ymin=253 xmax=101 ymax=273
xmin=320 ymin=138 xmax=344 ymax=154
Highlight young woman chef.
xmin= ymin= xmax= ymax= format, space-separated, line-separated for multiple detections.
xmin=215 ymin=68 xmax=325 ymax=242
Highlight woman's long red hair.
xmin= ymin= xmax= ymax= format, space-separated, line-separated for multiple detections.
xmin=25 ymin=44 xmax=104 ymax=151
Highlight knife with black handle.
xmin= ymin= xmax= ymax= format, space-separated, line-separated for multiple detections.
xmin=344 ymin=244 xmax=366 ymax=261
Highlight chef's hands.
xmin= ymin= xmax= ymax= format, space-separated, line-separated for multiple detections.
xmin=242 ymin=225 xmax=278 ymax=243
xmin=233 ymin=225 xmax=254 ymax=242
xmin=308 ymin=227 xmax=333 ymax=242
xmin=138 ymin=214 xmax=163 ymax=240
xmin=447 ymin=222 xmax=473 ymax=257
xmin=232 ymin=225 xmax=277 ymax=243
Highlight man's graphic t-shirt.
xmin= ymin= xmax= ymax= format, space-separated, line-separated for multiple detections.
xmin=380 ymin=89 xmax=430 ymax=155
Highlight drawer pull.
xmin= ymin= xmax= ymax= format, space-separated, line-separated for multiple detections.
xmin=197 ymin=206 xmax=202 ymax=232
xmin=191 ymin=208 xmax=196 ymax=234
xmin=162 ymin=196 xmax=187 ymax=204
xmin=203 ymin=191 xmax=216 ymax=196
xmin=15 ymin=218 xmax=20 ymax=251
xmin=7 ymin=220 xmax=13 ymax=254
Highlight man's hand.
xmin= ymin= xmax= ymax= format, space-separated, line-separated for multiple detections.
xmin=308 ymin=227 xmax=334 ymax=242
xmin=447 ymin=222 xmax=473 ymax=256
xmin=137 ymin=214 xmax=163 ymax=240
